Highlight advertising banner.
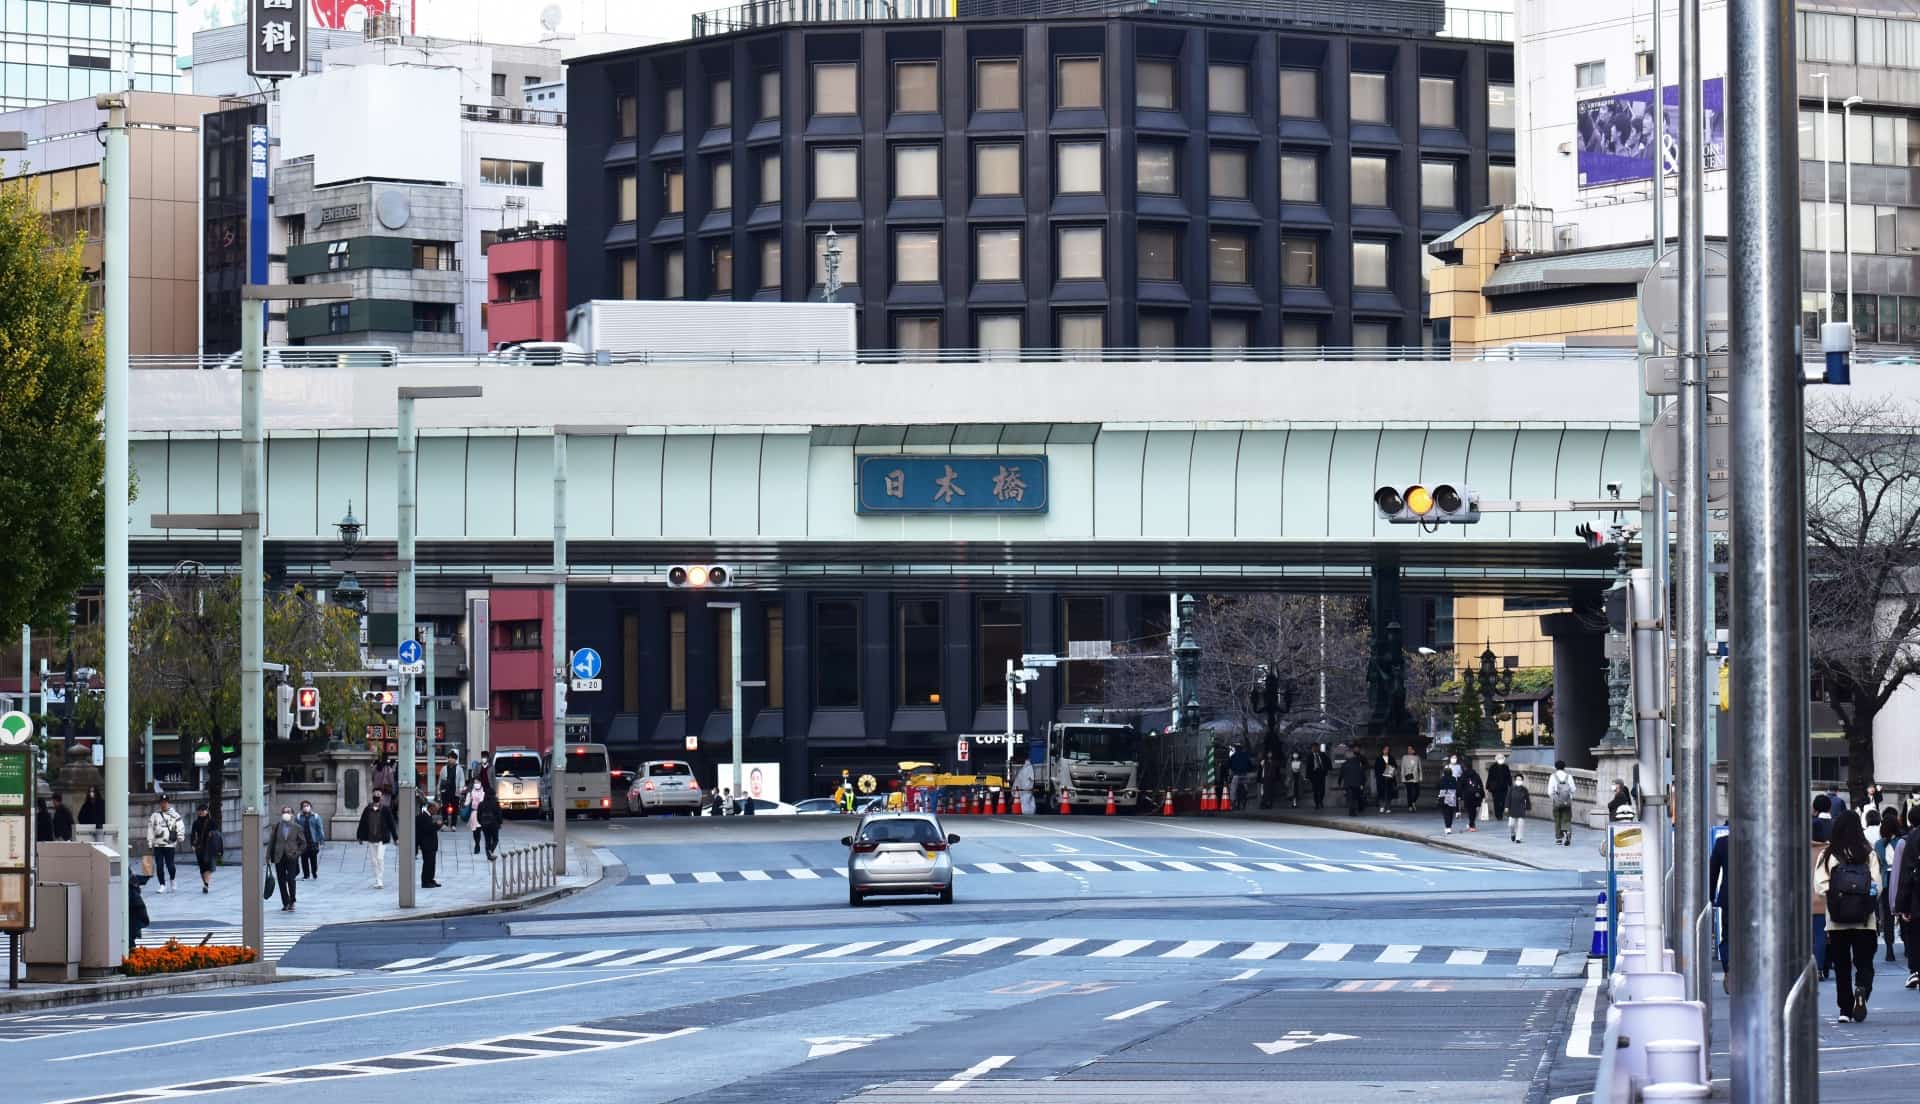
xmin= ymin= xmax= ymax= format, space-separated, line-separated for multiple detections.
xmin=1577 ymin=77 xmax=1726 ymax=188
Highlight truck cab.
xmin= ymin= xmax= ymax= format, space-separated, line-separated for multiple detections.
xmin=1041 ymin=723 xmax=1142 ymax=811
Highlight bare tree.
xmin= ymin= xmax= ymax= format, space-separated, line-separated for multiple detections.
xmin=1805 ymin=394 xmax=1920 ymax=803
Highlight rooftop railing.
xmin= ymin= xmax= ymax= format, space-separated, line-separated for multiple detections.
xmin=691 ymin=0 xmax=1512 ymax=41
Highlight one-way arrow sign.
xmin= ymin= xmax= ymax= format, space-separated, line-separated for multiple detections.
xmin=570 ymin=647 xmax=602 ymax=680
xmin=1254 ymin=1030 xmax=1359 ymax=1056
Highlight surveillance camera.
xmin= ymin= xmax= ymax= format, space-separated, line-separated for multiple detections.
xmin=1606 ymin=482 xmax=1623 ymax=498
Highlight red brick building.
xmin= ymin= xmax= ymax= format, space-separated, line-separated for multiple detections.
xmin=485 ymin=224 xmax=567 ymax=349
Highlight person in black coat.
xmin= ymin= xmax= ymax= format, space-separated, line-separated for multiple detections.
xmin=415 ymin=800 xmax=441 ymax=888
xmin=1486 ymin=756 xmax=1513 ymax=821
xmin=51 ymin=798 xmax=74 ymax=841
xmin=1307 ymin=744 xmax=1333 ymax=810
xmin=1339 ymin=749 xmax=1369 ymax=816
xmin=34 ymin=798 xmax=54 ymax=842
xmin=478 ymin=789 xmax=503 ymax=860
xmin=79 ymin=786 xmax=104 ymax=830
xmin=1460 ymin=764 xmax=1486 ymax=831
xmin=356 ymin=793 xmax=399 ymax=891
xmin=1710 ymin=829 xmax=1730 ymax=979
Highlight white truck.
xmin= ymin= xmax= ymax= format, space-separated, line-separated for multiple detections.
xmin=565 ymin=300 xmax=857 ymax=359
xmin=1035 ymin=722 xmax=1143 ymax=813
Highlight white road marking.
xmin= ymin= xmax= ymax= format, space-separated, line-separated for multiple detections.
xmin=808 ymin=941 xmax=886 ymax=959
xmin=1255 ymin=861 xmax=1300 ymax=873
xmin=1018 ymin=938 xmax=1086 ymax=957
xmin=975 ymin=862 xmax=1014 ymax=874
xmin=667 ymin=945 xmax=754 ymax=964
xmin=829 ymin=868 xmax=850 ymax=878
xmin=1089 ymin=939 xmax=1154 ymax=958
xmin=1256 ymin=1030 xmax=1358 ymax=1056
xmin=692 ymin=872 xmax=724 ymax=884
xmin=1020 ymin=860 xmax=1064 ymax=873
xmin=1228 ymin=968 xmax=1262 ymax=981
xmin=880 ymin=939 xmax=952 ymax=957
xmin=393 ymin=954 xmax=496 ymax=974
xmin=1106 ymin=1001 xmax=1169 ymax=1021
xmin=946 ymin=936 xmax=1020 ymax=956
xmin=1232 ymin=942 xmax=1289 ymax=960
xmin=932 ymin=1055 xmax=1014 ymax=1093
xmin=1200 ymin=846 xmax=1239 ymax=856
xmin=1565 ymin=960 xmax=1604 ymax=1059
xmin=740 ymin=869 xmax=772 ymax=882
xmin=1068 ymin=860 xmax=1108 ymax=873
xmin=1207 ymin=861 xmax=1253 ymax=872
xmin=1376 ymin=945 xmax=1422 ymax=965
xmin=740 ymin=944 xmax=819 ymax=961
xmin=1349 ymin=863 xmax=1393 ymax=873
xmin=787 ymin=868 xmax=821 ymax=880
xmin=1162 ymin=940 xmax=1221 ymax=959
xmin=1303 ymin=862 xmax=1345 ymax=873
xmin=378 ymin=957 xmax=432 ymax=971
xmin=1117 ymin=860 xmax=1158 ymax=872
xmin=1143 ymin=820 xmax=1326 ymax=860
xmin=1304 ymin=943 xmax=1353 ymax=962
xmin=1013 ymin=819 xmax=1171 ymax=857
xmin=602 ymin=947 xmax=688 ymax=966
xmin=1446 ymin=949 xmax=1488 ymax=966
xmin=466 ymin=952 xmax=565 ymax=971
xmin=806 ymin=1033 xmax=892 ymax=1059
xmin=1519 ymin=947 xmax=1560 ymax=967
xmin=644 ymin=872 xmax=675 ymax=886
xmin=529 ymin=949 xmax=622 ymax=970
xmin=1164 ymin=860 xmax=1205 ymax=872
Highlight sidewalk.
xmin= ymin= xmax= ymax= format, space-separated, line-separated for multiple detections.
xmin=0 ymin=821 xmax=602 ymax=1014
xmin=1231 ymin=802 xmax=1611 ymax=873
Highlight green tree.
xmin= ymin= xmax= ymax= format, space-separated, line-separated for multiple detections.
xmin=0 ymin=176 xmax=105 ymax=630
xmin=128 ymin=568 xmax=378 ymax=813
xmin=1453 ymin=668 xmax=1483 ymax=752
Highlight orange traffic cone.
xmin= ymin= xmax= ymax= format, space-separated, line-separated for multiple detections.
xmin=1162 ymin=791 xmax=1175 ymax=817
xmin=994 ymin=790 xmax=1005 ymax=815
xmin=1104 ymin=790 xmax=1117 ymax=816
xmin=1059 ymin=790 xmax=1071 ymax=815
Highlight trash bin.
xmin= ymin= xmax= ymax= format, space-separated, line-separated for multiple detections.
xmin=22 ymin=882 xmax=81 ymax=982
xmin=36 ymin=841 xmax=125 ymax=977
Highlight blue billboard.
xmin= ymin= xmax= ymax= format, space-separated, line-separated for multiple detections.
xmin=856 ymin=456 xmax=1048 ymax=514
xmin=1577 ymin=77 xmax=1726 ymax=188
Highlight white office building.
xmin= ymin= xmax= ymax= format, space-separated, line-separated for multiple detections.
xmin=0 ymin=0 xmax=178 ymax=109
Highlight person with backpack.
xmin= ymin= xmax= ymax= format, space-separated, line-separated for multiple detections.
xmin=146 ymin=797 xmax=185 ymax=893
xmin=1507 ymin=775 xmax=1532 ymax=843
xmin=295 ymin=801 xmax=326 ymax=880
xmin=1400 ymin=745 xmax=1423 ymax=812
xmin=1549 ymin=761 xmax=1578 ymax=846
xmin=1813 ymin=795 xmax=1835 ymax=979
xmin=1818 ymin=810 xmax=1881 ymax=1023
xmin=1459 ymin=763 xmax=1485 ymax=832
xmin=1438 ymin=763 xmax=1461 ymax=834
xmin=1339 ymin=747 xmax=1369 ymax=817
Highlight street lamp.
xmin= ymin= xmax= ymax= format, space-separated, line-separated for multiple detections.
xmin=1475 ymin=648 xmax=1517 ymax=747
xmin=822 ymin=226 xmax=843 ymax=304
xmin=1810 ymin=72 xmax=1832 ymax=323
xmin=1843 ymin=94 xmax=1864 ymax=333
xmin=333 ymin=502 xmax=367 ymax=663
xmin=1174 ymin=593 xmax=1203 ymax=800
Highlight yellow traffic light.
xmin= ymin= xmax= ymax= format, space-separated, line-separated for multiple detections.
xmin=1405 ymin=485 xmax=1435 ymax=516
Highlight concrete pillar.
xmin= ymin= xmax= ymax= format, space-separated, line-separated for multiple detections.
xmin=1541 ymin=609 xmax=1607 ymax=768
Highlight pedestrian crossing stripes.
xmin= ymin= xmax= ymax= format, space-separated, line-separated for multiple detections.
xmin=375 ymin=937 xmax=1568 ymax=975
xmin=619 ymin=856 xmax=1501 ymax=887
xmin=137 ymin=927 xmax=306 ymax=963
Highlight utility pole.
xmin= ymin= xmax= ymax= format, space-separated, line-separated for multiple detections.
xmin=422 ymin=621 xmax=435 ymax=819
xmin=1727 ymin=0 xmax=1815 ymax=1097
xmin=551 ymin=431 xmax=568 ymax=875
xmin=99 ymin=94 xmax=130 ymax=949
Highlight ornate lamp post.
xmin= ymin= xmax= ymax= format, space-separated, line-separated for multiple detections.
xmin=1174 ymin=593 xmax=1202 ymax=795
xmin=333 ymin=502 xmax=367 ymax=659
xmin=1601 ymin=521 xmax=1637 ymax=748
xmin=822 ymin=226 xmax=843 ymax=304
xmin=1477 ymin=648 xmax=1518 ymax=747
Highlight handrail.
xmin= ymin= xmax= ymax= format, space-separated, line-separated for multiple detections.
xmin=490 ymin=841 xmax=557 ymax=900
xmin=690 ymin=0 xmax=1512 ymax=41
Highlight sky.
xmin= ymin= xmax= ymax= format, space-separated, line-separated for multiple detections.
xmin=176 ymin=0 xmax=709 ymax=56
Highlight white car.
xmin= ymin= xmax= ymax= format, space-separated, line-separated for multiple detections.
xmin=732 ymin=797 xmax=797 ymax=816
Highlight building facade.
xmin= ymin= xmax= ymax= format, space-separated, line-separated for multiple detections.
xmin=484 ymin=222 xmax=568 ymax=347
xmin=566 ymin=6 xmax=1516 ymax=350
xmin=0 ymin=0 xmax=177 ymax=110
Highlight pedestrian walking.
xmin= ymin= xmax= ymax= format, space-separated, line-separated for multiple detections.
xmin=356 ymin=792 xmax=398 ymax=889
xmin=147 ymin=797 xmax=184 ymax=893
xmin=295 ymin=800 xmax=325 ymax=880
xmin=1260 ymin=749 xmax=1278 ymax=810
xmin=465 ymin=780 xmax=486 ymax=854
xmin=1460 ymin=762 xmax=1485 ymax=832
xmin=189 ymin=804 xmax=223 ymax=893
xmin=1711 ymin=827 xmax=1731 ymax=992
xmin=265 ymin=805 xmax=307 ymax=912
xmin=1878 ymin=810 xmax=1905 ymax=963
xmin=438 ymin=766 xmax=460 ymax=831
xmin=416 ymin=798 xmax=441 ymax=888
xmin=1549 ymin=761 xmax=1577 ymax=845
xmin=79 ymin=786 xmax=104 ymax=830
xmin=1373 ymin=750 xmax=1395 ymax=814
xmin=478 ymin=787 xmax=502 ymax=860
xmin=1607 ymin=780 xmax=1637 ymax=821
xmin=1229 ymin=742 xmax=1253 ymax=811
xmin=1438 ymin=764 xmax=1460 ymax=834
xmin=1339 ymin=747 xmax=1368 ymax=817
xmin=1827 ymin=784 xmax=1849 ymax=820
xmin=1308 ymin=743 xmax=1332 ymax=811
xmin=1014 ymin=755 xmax=1035 ymax=816
xmin=1819 ymin=810 xmax=1881 ymax=1024
xmin=1400 ymin=745 xmax=1423 ymax=811
xmin=1507 ymin=775 xmax=1531 ymax=843
xmin=1487 ymin=755 xmax=1512 ymax=821
xmin=128 ymin=873 xmax=150 ymax=945
xmin=1814 ymin=794 xmax=1835 ymax=979
xmin=34 ymin=798 xmax=53 ymax=842
xmin=1893 ymin=813 xmax=1920 ymax=988
xmin=1287 ymin=748 xmax=1305 ymax=808
xmin=51 ymin=797 xmax=74 ymax=840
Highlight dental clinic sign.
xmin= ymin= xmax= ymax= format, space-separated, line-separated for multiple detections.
xmin=249 ymin=0 xmax=307 ymax=80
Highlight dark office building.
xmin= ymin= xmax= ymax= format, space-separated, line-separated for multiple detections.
xmin=566 ymin=1 xmax=1515 ymax=350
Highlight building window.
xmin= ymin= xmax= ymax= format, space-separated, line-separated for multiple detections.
xmin=620 ymin=256 xmax=637 ymax=299
xmin=1352 ymin=155 xmax=1389 ymax=207
xmin=976 ymin=227 xmax=1021 ymax=282
xmin=1352 ymin=239 xmax=1389 ymax=289
xmin=1209 ymin=146 xmax=1250 ymax=199
xmin=616 ymin=93 xmax=637 ymax=138
xmin=1212 ymin=313 xmax=1249 ymax=351
xmin=1281 ymin=237 xmax=1319 ymax=287
xmin=1209 ymin=230 xmax=1250 ymax=284
xmin=1575 ymin=60 xmax=1606 ymax=89
xmin=814 ymin=231 xmax=859 ymax=285
xmin=498 ymin=271 xmax=539 ymax=301
xmin=1802 ymin=13 xmax=1853 ymax=64
xmin=412 ymin=241 xmax=455 ymax=271
xmin=1059 ymin=312 xmax=1104 ymax=350
xmin=711 ymin=78 xmax=732 ymax=127
xmin=759 ymin=151 xmax=781 ymax=204
xmin=1137 ymin=58 xmax=1176 ymax=109
xmin=668 ymin=608 xmax=686 ymax=711
xmin=896 ymin=316 xmax=940 ymax=349
xmin=759 ymin=236 xmax=781 ymax=289
xmin=1418 ymin=76 xmax=1455 ymax=128
xmin=1420 ymin=159 xmax=1457 ymax=210
xmin=978 ymin=597 xmax=1025 ymax=705
xmin=1283 ymin=318 xmax=1320 ymax=347
xmin=1137 ymin=143 xmax=1176 ymax=195
xmin=1859 ymin=18 xmax=1888 ymax=67
xmin=1353 ymin=320 xmax=1393 ymax=348
xmin=710 ymin=242 xmax=733 ymax=294
xmin=978 ymin=313 xmax=1021 ymax=350
xmin=813 ymin=62 xmax=856 ymax=115
xmin=975 ymin=58 xmax=1020 ymax=111
xmin=898 ymin=598 xmax=943 ymax=706
xmin=505 ymin=690 xmax=542 ymax=721
xmin=975 ymin=142 xmax=1021 ymax=196
xmin=765 ymin=606 xmax=785 ymax=709
xmin=664 ymin=248 xmax=685 ymax=298
xmin=480 ymin=158 xmax=545 ymax=186
xmin=412 ymin=303 xmax=456 ymax=333
xmin=504 ymin=619 xmax=542 ymax=650
xmin=814 ymin=599 xmax=860 ymax=708
xmin=617 ymin=172 xmax=638 ymax=221
xmin=324 ymin=301 xmax=351 ymax=333
xmin=1280 ymin=153 xmax=1318 ymax=202
xmin=711 ymin=160 xmax=732 ymax=209
xmin=1056 ymin=56 xmax=1102 ymax=110
xmin=663 ymin=164 xmax=685 ymax=214
xmin=1635 ymin=50 xmax=1654 ymax=79
xmin=664 ymin=86 xmax=684 ymax=133
xmin=1057 ymin=140 xmax=1102 ymax=194
xmin=1139 ymin=314 xmax=1179 ymax=349
xmin=1350 ymin=71 xmax=1388 ymax=123
xmin=813 ymin=147 xmax=858 ymax=201
xmin=759 ymin=69 xmax=780 ymax=120
xmin=895 ymin=60 xmax=938 ymax=113
xmin=1208 ymin=63 xmax=1248 ymax=114
xmin=1139 ymin=227 xmax=1179 ymax=281
xmin=894 ymin=229 xmax=940 ymax=284
xmin=491 ymin=72 xmax=507 ymax=98
xmin=1489 ymin=83 xmax=1516 ymax=131
xmin=894 ymin=145 xmax=939 ymax=199
xmin=1280 ymin=68 xmax=1318 ymax=118
xmin=1490 ymin=161 xmax=1516 ymax=207
xmin=1057 ymin=225 xmax=1103 ymax=280
xmin=324 ymin=241 xmax=351 ymax=271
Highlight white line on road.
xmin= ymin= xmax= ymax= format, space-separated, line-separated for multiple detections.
xmin=1304 ymin=943 xmax=1353 ymax=962
xmin=1446 ymin=949 xmax=1489 ymax=966
xmin=1068 ymin=860 xmax=1108 ymax=873
xmin=1519 ymin=948 xmax=1560 ymax=967
xmin=666 ymin=945 xmax=755 ymax=964
xmin=1017 ymin=938 xmax=1086 ymax=957
xmin=1011 ymin=819 xmax=1171 ymax=857
xmin=1207 ymin=861 xmax=1253 ymax=872
xmin=467 ymin=952 xmax=564 ymax=971
xmin=741 ymin=869 xmax=772 ymax=882
xmin=1141 ymin=820 xmax=1326 ymax=860
xmin=975 ymin=862 xmax=1014 ymax=874
xmin=787 ymin=868 xmax=821 ymax=880
xmin=808 ymin=941 xmax=886 ymax=959
xmin=1089 ymin=939 xmax=1154 ymax=958
xmin=1200 ymin=846 xmax=1238 ymax=856
xmin=1565 ymin=960 xmax=1604 ymax=1059
xmin=528 ymin=949 xmax=623 ymax=970
xmin=946 ymin=937 xmax=1019 ymax=956
xmin=1255 ymin=861 xmax=1300 ymax=873
xmin=392 ymin=954 xmax=495 ymax=974
xmin=1164 ymin=860 xmax=1205 ymax=872
xmin=1105 ymin=1001 xmax=1169 ymax=1021
xmin=740 ymin=944 xmax=819 ymax=961
xmin=1161 ymin=940 xmax=1221 ymax=959
xmin=644 ymin=872 xmax=675 ymax=886
xmin=1376 ymin=945 xmax=1421 ymax=965
xmin=880 ymin=939 xmax=953 ymax=957
xmin=692 ymin=872 xmax=724 ymax=884
xmin=931 ymin=1055 xmax=1014 ymax=1093
xmin=1303 ymin=862 xmax=1345 ymax=873
xmin=602 ymin=947 xmax=688 ymax=966
xmin=1117 ymin=860 xmax=1158 ymax=872
xmin=1232 ymin=942 xmax=1288 ymax=960
xmin=1020 ymin=861 xmax=1064 ymax=873
xmin=1228 ymin=969 xmax=1262 ymax=981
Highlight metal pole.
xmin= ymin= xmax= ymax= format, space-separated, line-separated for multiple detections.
xmin=1844 ymin=98 xmax=1857 ymax=329
xmin=18 ymin=626 xmax=28 ymax=717
xmin=238 ymin=293 xmax=264 ymax=953
xmin=1631 ymin=567 xmax=1670 ymax=962
xmin=142 ymin=719 xmax=153 ymax=791
xmin=101 ymin=95 xmax=130 ymax=953
xmin=1818 ymin=74 xmax=1831 ymax=323
xmin=424 ymin=622 xmax=436 ymax=824
xmin=1674 ymin=0 xmax=1712 ymax=1016
xmin=395 ymin=396 xmax=417 ymax=909
xmin=731 ymin=604 xmax=743 ymax=802
xmin=1727 ymin=0 xmax=1815 ymax=1095
xmin=550 ymin=432 xmax=567 ymax=876
xmin=1005 ymin=658 xmax=1015 ymax=774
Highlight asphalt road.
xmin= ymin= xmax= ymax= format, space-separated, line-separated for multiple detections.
xmin=5 ymin=815 xmax=1616 ymax=1103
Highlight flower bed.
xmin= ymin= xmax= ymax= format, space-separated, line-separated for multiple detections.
xmin=122 ymin=940 xmax=259 ymax=976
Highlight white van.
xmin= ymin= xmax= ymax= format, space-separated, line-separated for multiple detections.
xmin=541 ymin=742 xmax=614 ymax=819
xmin=490 ymin=747 xmax=546 ymax=817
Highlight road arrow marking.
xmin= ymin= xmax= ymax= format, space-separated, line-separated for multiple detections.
xmin=1254 ymin=1030 xmax=1359 ymax=1056
xmin=805 ymin=1034 xmax=891 ymax=1059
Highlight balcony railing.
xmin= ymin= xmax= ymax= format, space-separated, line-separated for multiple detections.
xmin=692 ymin=0 xmax=1511 ymax=40
xmin=460 ymin=103 xmax=567 ymax=127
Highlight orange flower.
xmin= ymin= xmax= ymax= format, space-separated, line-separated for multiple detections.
xmin=122 ymin=940 xmax=259 ymax=976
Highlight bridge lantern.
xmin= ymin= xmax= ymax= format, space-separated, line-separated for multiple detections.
xmin=1374 ymin=483 xmax=1479 ymax=525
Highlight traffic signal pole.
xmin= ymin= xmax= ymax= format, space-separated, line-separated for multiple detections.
xmin=396 ymin=393 xmax=418 ymax=910
xmin=551 ymin=431 xmax=567 ymax=877
xmin=101 ymin=95 xmax=130 ymax=952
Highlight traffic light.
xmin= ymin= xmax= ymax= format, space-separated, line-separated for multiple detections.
xmin=1575 ymin=522 xmax=1611 ymax=550
xmin=364 ymin=689 xmax=397 ymax=716
xmin=294 ymin=686 xmax=320 ymax=732
xmin=666 ymin=564 xmax=732 ymax=588
xmin=1373 ymin=483 xmax=1480 ymax=524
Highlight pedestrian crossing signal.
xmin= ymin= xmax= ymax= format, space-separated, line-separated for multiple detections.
xmin=294 ymin=686 xmax=320 ymax=732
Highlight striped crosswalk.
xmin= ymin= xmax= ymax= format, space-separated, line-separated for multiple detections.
xmin=376 ymin=936 xmax=1568 ymax=974
xmin=620 ymin=856 xmax=1503 ymax=887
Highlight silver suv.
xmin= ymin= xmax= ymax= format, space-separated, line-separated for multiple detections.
xmin=841 ymin=812 xmax=958 ymax=907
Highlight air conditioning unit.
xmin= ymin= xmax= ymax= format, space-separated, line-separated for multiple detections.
xmin=1555 ymin=225 xmax=1580 ymax=251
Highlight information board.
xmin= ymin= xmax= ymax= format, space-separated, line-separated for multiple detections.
xmin=0 ymin=749 xmax=34 ymax=932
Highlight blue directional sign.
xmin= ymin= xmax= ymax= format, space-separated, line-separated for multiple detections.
xmin=397 ymin=639 xmax=423 ymax=666
xmin=856 ymin=455 xmax=1048 ymax=514
xmin=571 ymin=648 xmax=602 ymax=680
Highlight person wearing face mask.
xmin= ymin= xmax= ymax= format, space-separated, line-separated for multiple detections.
xmin=1307 ymin=743 xmax=1332 ymax=811
xmin=295 ymin=801 xmax=325 ymax=880
xmin=416 ymin=798 xmax=442 ymax=888
xmin=466 ymin=779 xmax=487 ymax=855
xmin=265 ymin=806 xmax=308 ymax=912
xmin=356 ymin=792 xmax=398 ymax=890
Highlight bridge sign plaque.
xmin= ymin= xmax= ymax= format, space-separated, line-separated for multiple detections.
xmin=856 ymin=456 xmax=1048 ymax=514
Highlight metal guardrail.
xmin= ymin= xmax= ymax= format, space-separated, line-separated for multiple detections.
xmin=691 ymin=0 xmax=1511 ymax=40
xmin=461 ymin=104 xmax=567 ymax=127
xmin=490 ymin=841 xmax=557 ymax=900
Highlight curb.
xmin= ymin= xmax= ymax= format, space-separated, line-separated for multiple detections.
xmin=328 ymin=846 xmax=609 ymax=927
xmin=1229 ymin=810 xmax=1557 ymax=871
xmin=0 ymin=961 xmax=284 ymax=1014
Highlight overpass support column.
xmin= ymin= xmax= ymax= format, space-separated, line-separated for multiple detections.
xmin=1366 ymin=551 xmax=1410 ymax=740
xmin=1540 ymin=607 xmax=1606 ymax=768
